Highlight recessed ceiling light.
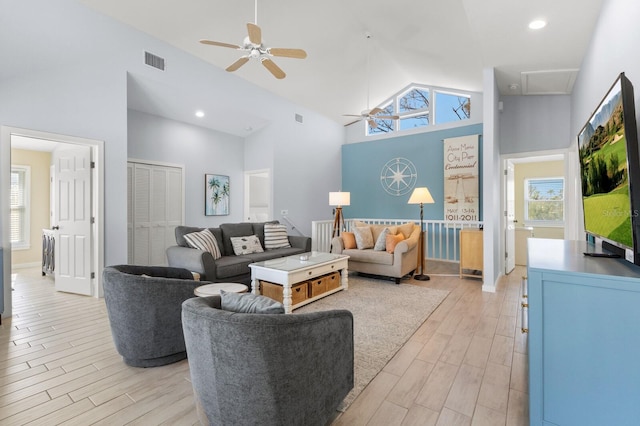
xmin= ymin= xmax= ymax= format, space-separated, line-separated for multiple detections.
xmin=528 ymin=19 xmax=547 ymax=30
xmin=195 ymin=110 xmax=205 ymax=118
xmin=509 ymin=83 xmax=519 ymax=91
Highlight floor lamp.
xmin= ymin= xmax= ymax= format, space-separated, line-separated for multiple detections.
xmin=329 ymin=192 xmax=350 ymax=238
xmin=408 ymin=187 xmax=435 ymax=281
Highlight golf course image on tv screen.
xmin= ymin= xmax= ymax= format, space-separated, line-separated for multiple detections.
xmin=578 ymin=76 xmax=633 ymax=248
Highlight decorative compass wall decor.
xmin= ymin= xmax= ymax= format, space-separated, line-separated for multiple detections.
xmin=380 ymin=157 xmax=418 ymax=196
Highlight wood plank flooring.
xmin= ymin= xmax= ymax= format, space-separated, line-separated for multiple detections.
xmin=1 ymin=266 xmax=528 ymax=425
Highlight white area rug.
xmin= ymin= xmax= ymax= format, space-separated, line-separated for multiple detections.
xmin=296 ymin=275 xmax=449 ymax=410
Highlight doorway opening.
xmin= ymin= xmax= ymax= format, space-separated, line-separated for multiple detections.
xmin=1 ymin=126 xmax=104 ymax=319
xmin=244 ymin=169 xmax=271 ymax=222
xmin=502 ymin=150 xmax=572 ymax=274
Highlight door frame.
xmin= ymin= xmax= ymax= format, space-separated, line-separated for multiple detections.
xmin=500 ymin=148 xmax=573 ymax=271
xmin=244 ymin=169 xmax=272 ymax=222
xmin=1 ymin=126 xmax=104 ymax=317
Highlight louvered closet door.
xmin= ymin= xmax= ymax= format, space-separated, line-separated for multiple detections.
xmin=127 ymin=164 xmax=134 ymax=264
xmin=129 ymin=162 xmax=184 ymax=266
xmin=133 ymin=164 xmax=152 ymax=265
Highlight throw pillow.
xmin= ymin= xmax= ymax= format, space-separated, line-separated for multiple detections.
xmin=353 ymin=226 xmax=374 ymax=250
xmin=220 ymin=290 xmax=285 ymax=314
xmin=386 ymin=233 xmax=405 ymax=253
xmin=230 ymin=235 xmax=264 ymax=255
xmin=183 ymin=228 xmax=222 ymax=260
xmin=398 ymin=223 xmax=415 ymax=239
xmin=263 ymin=223 xmax=291 ymax=250
xmin=370 ymin=224 xmax=397 ymax=244
xmin=374 ymin=227 xmax=393 ymax=251
xmin=342 ymin=232 xmax=357 ymax=249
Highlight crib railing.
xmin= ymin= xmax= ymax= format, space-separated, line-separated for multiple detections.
xmin=311 ymin=218 xmax=483 ymax=262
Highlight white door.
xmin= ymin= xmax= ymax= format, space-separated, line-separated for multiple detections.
xmin=54 ymin=145 xmax=92 ymax=295
xmin=244 ymin=169 xmax=271 ymax=221
xmin=505 ymin=161 xmax=516 ymax=274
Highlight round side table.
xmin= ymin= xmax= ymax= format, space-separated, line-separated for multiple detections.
xmin=194 ymin=283 xmax=249 ymax=297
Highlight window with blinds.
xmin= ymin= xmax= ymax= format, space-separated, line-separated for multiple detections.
xmin=11 ymin=165 xmax=30 ymax=249
xmin=524 ymin=177 xmax=564 ymax=226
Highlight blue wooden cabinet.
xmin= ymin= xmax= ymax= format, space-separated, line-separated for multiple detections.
xmin=527 ymin=238 xmax=640 ymax=425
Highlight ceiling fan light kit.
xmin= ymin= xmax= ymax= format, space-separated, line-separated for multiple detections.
xmin=199 ymin=1 xmax=307 ymax=79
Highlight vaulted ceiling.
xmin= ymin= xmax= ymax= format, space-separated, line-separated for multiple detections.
xmin=78 ymin=0 xmax=604 ymax=128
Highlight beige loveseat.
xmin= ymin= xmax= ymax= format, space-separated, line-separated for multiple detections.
xmin=330 ymin=221 xmax=420 ymax=284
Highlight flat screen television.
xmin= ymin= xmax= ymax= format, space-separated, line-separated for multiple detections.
xmin=578 ymin=72 xmax=640 ymax=264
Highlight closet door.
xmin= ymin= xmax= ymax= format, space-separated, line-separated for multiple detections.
xmin=129 ymin=162 xmax=184 ymax=266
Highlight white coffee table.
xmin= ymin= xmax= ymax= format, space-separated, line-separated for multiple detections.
xmin=249 ymin=252 xmax=349 ymax=314
xmin=194 ymin=283 xmax=249 ymax=297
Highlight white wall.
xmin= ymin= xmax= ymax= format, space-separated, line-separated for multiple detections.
xmin=500 ymin=95 xmax=572 ymax=154
xmin=128 ymin=110 xmax=245 ymax=226
xmin=483 ymin=68 xmax=501 ymax=292
xmin=571 ymin=0 xmax=640 ymax=137
xmin=246 ymin=106 xmax=344 ymax=236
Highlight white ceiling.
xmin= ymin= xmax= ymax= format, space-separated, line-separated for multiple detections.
xmin=77 ymin=0 xmax=604 ymax=129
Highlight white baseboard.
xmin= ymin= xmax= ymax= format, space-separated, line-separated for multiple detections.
xmin=12 ymin=262 xmax=41 ymax=270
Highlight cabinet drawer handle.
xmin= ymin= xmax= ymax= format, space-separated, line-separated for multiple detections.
xmin=521 ymin=301 xmax=529 ymax=334
xmin=521 ymin=276 xmax=528 ymax=299
xmin=308 ymin=271 xmax=312 ymax=275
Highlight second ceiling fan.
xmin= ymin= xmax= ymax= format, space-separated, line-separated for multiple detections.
xmin=199 ymin=0 xmax=307 ymax=79
xmin=344 ymin=33 xmax=399 ymax=129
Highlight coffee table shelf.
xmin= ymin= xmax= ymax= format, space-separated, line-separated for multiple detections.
xmin=249 ymin=252 xmax=349 ymax=313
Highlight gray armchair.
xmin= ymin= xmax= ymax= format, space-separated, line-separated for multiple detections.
xmin=102 ymin=265 xmax=201 ymax=367
xmin=181 ymin=296 xmax=354 ymax=426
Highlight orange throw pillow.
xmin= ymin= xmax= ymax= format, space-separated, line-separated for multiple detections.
xmin=342 ymin=232 xmax=357 ymax=249
xmin=386 ymin=233 xmax=405 ymax=253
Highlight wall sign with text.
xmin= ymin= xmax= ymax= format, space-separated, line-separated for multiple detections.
xmin=443 ymin=135 xmax=479 ymax=221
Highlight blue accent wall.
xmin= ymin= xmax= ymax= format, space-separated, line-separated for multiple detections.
xmin=342 ymin=124 xmax=483 ymax=221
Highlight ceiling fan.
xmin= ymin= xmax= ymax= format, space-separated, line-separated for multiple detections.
xmin=199 ymin=0 xmax=307 ymax=79
xmin=343 ymin=33 xmax=399 ymax=128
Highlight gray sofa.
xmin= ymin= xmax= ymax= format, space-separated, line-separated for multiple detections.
xmin=182 ymin=295 xmax=354 ymax=426
xmin=102 ymin=265 xmax=202 ymax=367
xmin=166 ymin=222 xmax=311 ymax=284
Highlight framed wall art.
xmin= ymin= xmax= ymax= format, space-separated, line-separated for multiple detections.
xmin=205 ymin=174 xmax=230 ymax=216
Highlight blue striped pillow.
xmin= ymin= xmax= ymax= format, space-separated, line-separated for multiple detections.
xmin=183 ymin=229 xmax=222 ymax=260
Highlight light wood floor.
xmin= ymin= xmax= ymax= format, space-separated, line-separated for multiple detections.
xmin=0 ymin=266 xmax=528 ymax=425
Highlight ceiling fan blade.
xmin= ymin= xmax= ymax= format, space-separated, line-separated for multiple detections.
xmin=261 ymin=58 xmax=286 ymax=79
xmin=368 ymin=119 xmax=378 ymax=129
xmin=369 ymin=107 xmax=384 ymax=115
xmin=247 ymin=23 xmax=262 ymax=45
xmin=226 ymin=57 xmax=250 ymax=72
xmin=376 ymin=115 xmax=400 ymax=120
xmin=342 ymin=114 xmax=364 ymax=118
xmin=269 ymin=48 xmax=307 ymax=59
xmin=200 ymin=39 xmax=241 ymax=49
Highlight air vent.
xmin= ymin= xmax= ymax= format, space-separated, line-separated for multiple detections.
xmin=144 ymin=51 xmax=165 ymax=71
xmin=295 ymin=113 xmax=303 ymax=123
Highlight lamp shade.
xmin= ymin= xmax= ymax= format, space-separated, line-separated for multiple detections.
xmin=329 ymin=192 xmax=351 ymax=206
xmin=408 ymin=187 xmax=434 ymax=204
